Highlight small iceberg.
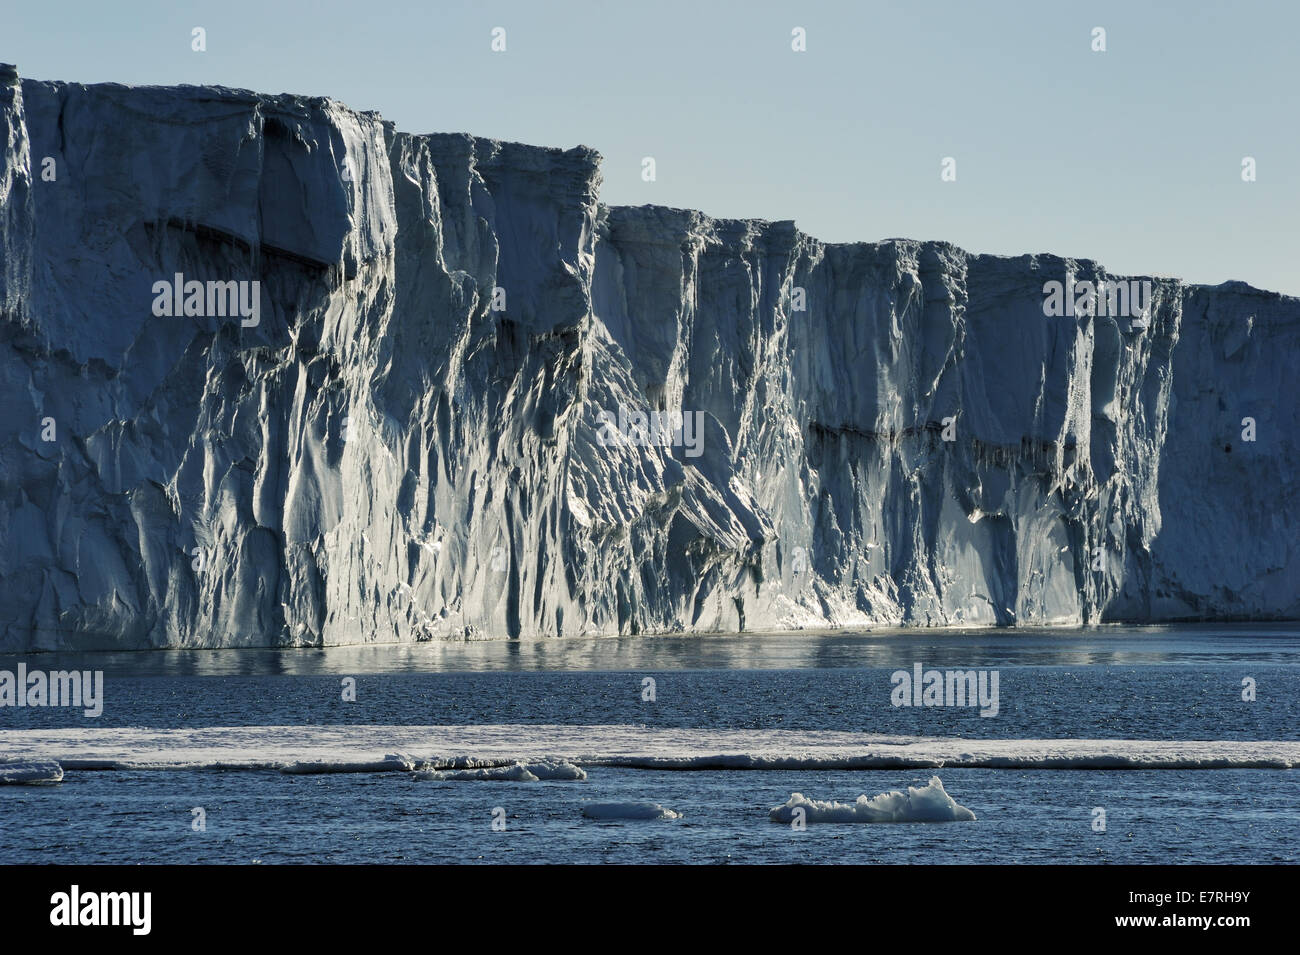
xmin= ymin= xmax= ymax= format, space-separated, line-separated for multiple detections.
xmin=413 ymin=760 xmax=587 ymax=782
xmin=769 ymin=776 xmax=976 ymax=823
xmin=0 ymin=758 xmax=64 ymax=785
xmin=582 ymin=801 xmax=681 ymax=820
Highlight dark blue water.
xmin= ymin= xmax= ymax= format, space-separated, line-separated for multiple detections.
xmin=3 ymin=768 xmax=1294 ymax=864
xmin=3 ymin=625 xmax=1298 ymax=738
xmin=2 ymin=625 xmax=1298 ymax=863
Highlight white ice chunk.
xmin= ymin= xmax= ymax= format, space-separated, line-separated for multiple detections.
xmin=582 ymin=801 xmax=681 ymax=820
xmin=769 ymin=776 xmax=976 ymax=823
xmin=281 ymin=752 xmax=417 ymax=774
xmin=413 ymin=759 xmax=586 ymax=782
xmin=0 ymin=757 xmax=64 ymax=785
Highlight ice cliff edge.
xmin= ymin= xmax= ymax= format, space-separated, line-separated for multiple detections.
xmin=1 ymin=68 xmax=1295 ymax=649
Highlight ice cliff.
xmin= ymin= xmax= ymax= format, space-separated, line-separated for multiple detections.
xmin=1 ymin=67 xmax=1296 ymax=650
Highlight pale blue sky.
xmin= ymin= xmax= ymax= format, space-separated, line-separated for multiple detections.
xmin=5 ymin=0 xmax=1296 ymax=294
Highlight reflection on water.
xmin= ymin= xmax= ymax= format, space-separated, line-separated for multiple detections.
xmin=11 ymin=623 xmax=1300 ymax=676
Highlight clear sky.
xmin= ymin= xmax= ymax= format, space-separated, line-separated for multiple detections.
xmin=4 ymin=0 xmax=1296 ymax=294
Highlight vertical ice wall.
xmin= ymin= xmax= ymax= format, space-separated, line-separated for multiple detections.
xmin=0 ymin=69 xmax=1294 ymax=649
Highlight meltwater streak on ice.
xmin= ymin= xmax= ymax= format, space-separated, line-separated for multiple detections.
xmin=4 ymin=725 xmax=1299 ymax=772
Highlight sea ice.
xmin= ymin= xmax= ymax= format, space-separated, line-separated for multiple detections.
xmin=280 ymin=753 xmax=418 ymax=774
xmin=413 ymin=759 xmax=586 ymax=781
xmin=581 ymin=801 xmax=681 ymax=820
xmin=769 ymin=776 xmax=976 ymax=823
xmin=4 ymin=725 xmax=1297 ymax=772
xmin=0 ymin=757 xmax=63 ymax=784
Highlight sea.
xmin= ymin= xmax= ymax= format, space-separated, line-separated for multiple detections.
xmin=1 ymin=624 xmax=1297 ymax=864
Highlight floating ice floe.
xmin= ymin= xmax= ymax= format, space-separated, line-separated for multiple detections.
xmin=0 ymin=757 xmax=64 ymax=785
xmin=6 ymin=725 xmax=1300 ymax=772
xmin=582 ymin=801 xmax=681 ymax=820
xmin=413 ymin=760 xmax=587 ymax=782
xmin=769 ymin=776 xmax=976 ymax=823
xmin=281 ymin=753 xmax=419 ymax=775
